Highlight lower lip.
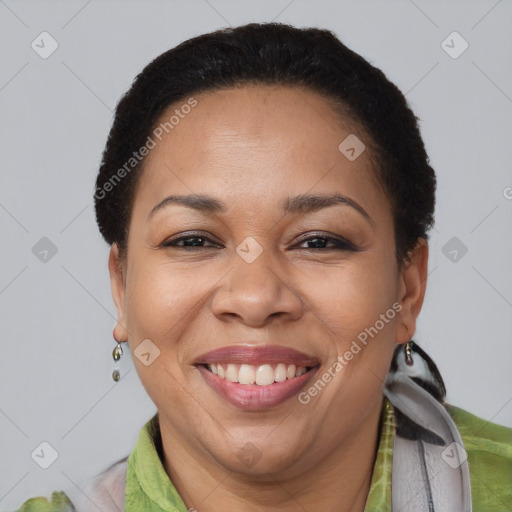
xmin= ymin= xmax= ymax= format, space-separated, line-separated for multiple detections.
xmin=197 ymin=365 xmax=319 ymax=410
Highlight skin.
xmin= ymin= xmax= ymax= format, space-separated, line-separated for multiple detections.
xmin=109 ymin=84 xmax=428 ymax=512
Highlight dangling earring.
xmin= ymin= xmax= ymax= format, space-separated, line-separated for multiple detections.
xmin=404 ymin=340 xmax=414 ymax=366
xmin=112 ymin=332 xmax=124 ymax=382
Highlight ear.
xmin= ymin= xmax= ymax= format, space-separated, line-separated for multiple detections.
xmin=108 ymin=243 xmax=129 ymax=341
xmin=395 ymin=238 xmax=429 ymax=345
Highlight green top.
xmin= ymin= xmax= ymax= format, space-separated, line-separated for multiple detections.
xmin=14 ymin=399 xmax=512 ymax=512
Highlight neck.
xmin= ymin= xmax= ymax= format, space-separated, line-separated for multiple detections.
xmin=159 ymin=397 xmax=384 ymax=512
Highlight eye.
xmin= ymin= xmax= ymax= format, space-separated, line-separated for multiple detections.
xmin=294 ymin=232 xmax=357 ymax=251
xmin=160 ymin=231 xmax=357 ymax=251
xmin=160 ymin=231 xmax=221 ymax=249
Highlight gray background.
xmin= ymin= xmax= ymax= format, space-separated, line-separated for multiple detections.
xmin=1 ymin=0 xmax=511 ymax=510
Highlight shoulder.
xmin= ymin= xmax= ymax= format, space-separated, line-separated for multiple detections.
xmin=15 ymin=457 xmax=128 ymax=512
xmin=15 ymin=491 xmax=75 ymax=512
xmin=446 ymin=402 xmax=512 ymax=455
xmin=72 ymin=456 xmax=129 ymax=512
xmin=446 ymin=403 xmax=512 ymax=510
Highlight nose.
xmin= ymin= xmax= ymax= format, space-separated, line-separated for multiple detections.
xmin=211 ymin=249 xmax=304 ymax=328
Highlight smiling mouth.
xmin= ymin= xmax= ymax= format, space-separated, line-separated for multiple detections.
xmin=194 ymin=344 xmax=321 ymax=409
xmin=202 ymin=363 xmax=316 ymax=386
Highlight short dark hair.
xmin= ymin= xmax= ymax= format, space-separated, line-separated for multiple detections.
xmin=94 ymin=22 xmax=436 ymax=267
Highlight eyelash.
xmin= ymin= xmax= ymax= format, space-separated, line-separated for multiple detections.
xmin=160 ymin=231 xmax=357 ymax=251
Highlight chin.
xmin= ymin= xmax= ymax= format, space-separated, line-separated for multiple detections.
xmin=209 ymin=435 xmax=311 ymax=477
xmin=223 ymin=453 xmax=301 ymax=477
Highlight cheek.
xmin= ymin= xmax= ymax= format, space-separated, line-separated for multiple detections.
xmin=124 ymin=261 xmax=206 ymax=349
xmin=305 ymin=251 xmax=398 ymax=350
xmin=122 ymin=262 xmax=213 ymax=410
xmin=301 ymin=257 xmax=398 ymax=420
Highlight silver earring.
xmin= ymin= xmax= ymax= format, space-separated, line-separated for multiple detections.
xmin=404 ymin=340 xmax=414 ymax=366
xmin=112 ymin=341 xmax=123 ymax=382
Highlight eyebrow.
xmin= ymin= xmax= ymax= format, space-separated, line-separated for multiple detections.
xmin=148 ymin=193 xmax=375 ymax=227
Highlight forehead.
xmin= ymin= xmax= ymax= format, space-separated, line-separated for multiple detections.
xmin=132 ymin=84 xmax=389 ymax=223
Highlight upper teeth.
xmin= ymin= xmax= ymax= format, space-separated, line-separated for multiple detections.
xmin=207 ymin=363 xmax=308 ymax=385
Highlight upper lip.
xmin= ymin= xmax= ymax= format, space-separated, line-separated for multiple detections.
xmin=194 ymin=344 xmax=321 ymax=367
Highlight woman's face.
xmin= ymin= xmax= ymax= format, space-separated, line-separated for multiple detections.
xmin=110 ymin=84 xmax=427 ymax=477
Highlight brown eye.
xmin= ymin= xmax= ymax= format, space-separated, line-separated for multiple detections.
xmin=161 ymin=232 xmax=220 ymax=249
xmin=295 ymin=233 xmax=357 ymax=251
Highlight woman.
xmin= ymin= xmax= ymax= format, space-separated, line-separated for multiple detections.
xmin=17 ymin=22 xmax=511 ymax=512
